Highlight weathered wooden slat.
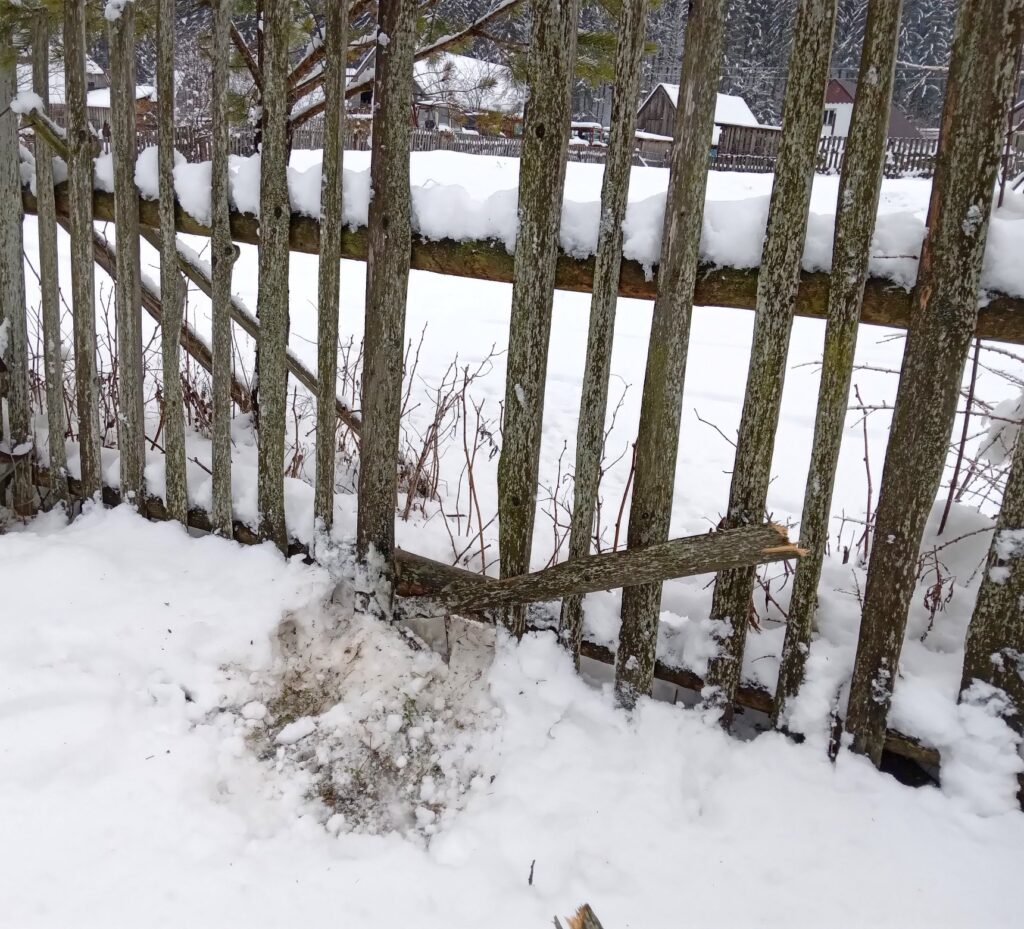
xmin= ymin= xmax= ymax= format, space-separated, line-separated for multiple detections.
xmin=314 ymin=0 xmax=347 ymax=537
xmin=774 ymin=0 xmax=904 ymax=728
xmin=559 ymin=0 xmax=649 ymax=667
xmin=705 ymin=0 xmax=838 ymax=725
xmin=19 ymin=183 xmax=1024 ymax=344
xmin=846 ymin=0 xmax=1024 ymax=765
xmin=615 ymin=0 xmax=728 ymax=708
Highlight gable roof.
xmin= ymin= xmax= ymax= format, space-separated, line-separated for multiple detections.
xmin=16 ymin=54 xmax=106 ymax=105
xmin=639 ymin=83 xmax=760 ymax=128
xmin=825 ymin=78 xmax=921 ymax=138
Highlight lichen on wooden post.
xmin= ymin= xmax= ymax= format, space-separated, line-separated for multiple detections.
xmin=356 ymin=0 xmax=416 ymax=596
xmin=703 ymin=0 xmax=838 ymax=725
xmin=559 ymin=0 xmax=649 ymax=667
xmin=772 ymin=0 xmax=904 ymax=729
xmin=614 ymin=0 xmax=728 ymax=707
xmin=845 ymin=0 xmax=1024 ymax=765
xmin=210 ymin=0 xmax=236 ymax=536
xmin=256 ymin=0 xmax=293 ymax=552
xmin=31 ymin=12 xmax=68 ymax=510
xmin=314 ymin=0 xmax=347 ymax=539
xmin=497 ymin=0 xmax=581 ymax=637
xmin=157 ymin=0 xmax=189 ymax=526
xmin=64 ymin=0 xmax=103 ymax=501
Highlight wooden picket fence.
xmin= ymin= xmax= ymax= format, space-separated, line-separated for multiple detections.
xmin=4 ymin=0 xmax=1024 ymax=793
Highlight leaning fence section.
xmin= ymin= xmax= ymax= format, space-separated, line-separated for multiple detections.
xmin=3 ymin=0 xmax=1024 ymax=794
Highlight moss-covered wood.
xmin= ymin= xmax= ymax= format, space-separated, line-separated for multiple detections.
xmin=773 ymin=0 xmax=904 ymax=729
xmin=559 ymin=0 xmax=649 ymax=667
xmin=110 ymin=4 xmax=146 ymax=508
xmin=357 ymin=0 xmax=416 ymax=583
xmin=614 ymin=0 xmax=728 ymax=708
xmin=30 ymin=12 xmax=68 ymax=509
xmin=314 ymin=0 xmax=347 ymax=537
xmin=497 ymin=0 xmax=581 ymax=637
xmin=255 ymin=0 xmax=293 ymax=553
xmin=157 ymin=0 xmax=189 ymax=526
xmin=63 ymin=0 xmax=102 ymax=500
xmin=705 ymin=0 xmax=838 ymax=725
xmin=845 ymin=0 xmax=1024 ymax=765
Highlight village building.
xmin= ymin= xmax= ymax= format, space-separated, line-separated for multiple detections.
xmin=821 ymin=78 xmax=921 ymax=138
xmin=634 ymin=82 xmax=761 ymax=156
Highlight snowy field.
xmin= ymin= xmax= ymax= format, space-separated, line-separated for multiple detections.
xmin=4 ymin=151 xmax=1024 ymax=925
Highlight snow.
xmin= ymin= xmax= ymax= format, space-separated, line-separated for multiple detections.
xmin=86 ymin=84 xmax=157 ymax=108
xmin=10 ymin=91 xmax=45 ymax=116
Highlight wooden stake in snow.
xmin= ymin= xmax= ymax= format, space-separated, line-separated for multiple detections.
xmin=704 ymin=0 xmax=838 ymax=724
xmin=497 ymin=0 xmax=581 ymax=637
xmin=0 ymin=31 xmax=33 ymax=516
xmin=256 ymin=0 xmax=293 ymax=552
xmin=559 ymin=0 xmax=649 ymax=667
xmin=210 ymin=0 xmax=236 ymax=536
xmin=63 ymin=0 xmax=103 ymax=501
xmin=614 ymin=0 xmax=727 ymax=707
xmin=314 ymin=0 xmax=347 ymax=536
xmin=357 ymin=0 xmax=416 ymax=582
xmin=846 ymin=0 xmax=1024 ymax=765
xmin=773 ymin=0 xmax=904 ymax=728
xmin=31 ymin=12 xmax=68 ymax=510
xmin=157 ymin=0 xmax=189 ymax=526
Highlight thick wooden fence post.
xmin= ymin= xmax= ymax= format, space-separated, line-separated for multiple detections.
xmin=256 ymin=0 xmax=293 ymax=552
xmin=109 ymin=2 xmax=146 ymax=507
xmin=497 ymin=0 xmax=581 ymax=637
xmin=157 ymin=0 xmax=189 ymax=525
xmin=356 ymin=0 xmax=416 ymax=594
xmin=558 ymin=0 xmax=649 ymax=667
xmin=704 ymin=0 xmax=837 ymax=724
xmin=772 ymin=0 xmax=904 ymax=728
xmin=846 ymin=0 xmax=1024 ymax=764
xmin=314 ymin=0 xmax=347 ymax=538
xmin=210 ymin=0 xmax=236 ymax=536
xmin=64 ymin=0 xmax=103 ymax=500
xmin=0 ymin=29 xmax=34 ymax=516
xmin=614 ymin=0 xmax=727 ymax=707
xmin=31 ymin=11 xmax=69 ymax=509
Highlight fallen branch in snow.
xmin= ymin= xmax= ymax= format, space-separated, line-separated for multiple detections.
xmin=554 ymin=904 xmax=605 ymax=929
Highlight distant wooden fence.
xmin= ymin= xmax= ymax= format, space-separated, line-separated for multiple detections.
xmin=5 ymin=0 xmax=1024 ymax=794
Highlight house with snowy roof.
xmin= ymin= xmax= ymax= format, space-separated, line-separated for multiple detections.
xmin=635 ymin=83 xmax=761 ymax=150
xmin=822 ymin=78 xmax=921 ymax=139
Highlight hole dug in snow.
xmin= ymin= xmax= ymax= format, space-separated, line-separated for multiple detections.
xmin=236 ymin=607 xmax=501 ymax=839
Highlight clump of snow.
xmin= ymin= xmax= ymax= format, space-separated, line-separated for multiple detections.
xmin=10 ymin=91 xmax=44 ymax=115
xmin=134 ymin=145 xmax=185 ymax=200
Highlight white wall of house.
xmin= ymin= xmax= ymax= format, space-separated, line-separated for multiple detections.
xmin=822 ymin=102 xmax=854 ymax=138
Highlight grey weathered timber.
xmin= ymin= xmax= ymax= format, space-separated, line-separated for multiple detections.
xmin=314 ymin=0 xmax=347 ymax=536
xmin=447 ymin=525 xmax=802 ymax=613
xmin=109 ymin=4 xmax=146 ymax=507
xmin=960 ymin=414 xmax=1024 ymax=742
xmin=559 ymin=0 xmax=649 ymax=667
xmin=357 ymin=0 xmax=416 ymax=580
xmin=64 ymin=0 xmax=102 ymax=500
xmin=614 ymin=0 xmax=727 ymax=707
xmin=255 ymin=0 xmax=293 ymax=552
xmin=19 ymin=184 xmax=1024 ymax=345
xmin=157 ymin=0 xmax=189 ymax=526
xmin=497 ymin=0 xmax=581 ymax=637
xmin=846 ymin=0 xmax=1024 ymax=765
xmin=704 ymin=0 xmax=838 ymax=724
xmin=0 ymin=36 xmax=33 ymax=516
xmin=210 ymin=0 xmax=235 ymax=536
xmin=31 ymin=12 xmax=68 ymax=509
xmin=772 ymin=0 xmax=903 ymax=728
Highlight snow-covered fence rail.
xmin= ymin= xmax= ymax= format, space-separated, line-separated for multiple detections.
xmin=4 ymin=0 xmax=1024 ymax=796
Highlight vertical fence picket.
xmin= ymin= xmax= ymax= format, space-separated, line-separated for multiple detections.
xmin=845 ymin=0 xmax=1024 ymax=764
xmin=558 ymin=0 xmax=649 ymax=665
xmin=314 ymin=0 xmax=347 ymax=538
xmin=31 ymin=11 xmax=69 ymax=509
xmin=157 ymin=0 xmax=189 ymax=525
xmin=497 ymin=0 xmax=581 ymax=637
xmin=773 ymin=0 xmax=904 ymax=728
xmin=210 ymin=0 xmax=236 ymax=536
xmin=614 ymin=0 xmax=728 ymax=706
xmin=703 ymin=0 xmax=838 ymax=724
xmin=356 ymin=0 xmax=416 ymax=595
xmin=256 ymin=0 xmax=293 ymax=552
xmin=64 ymin=0 xmax=102 ymax=500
